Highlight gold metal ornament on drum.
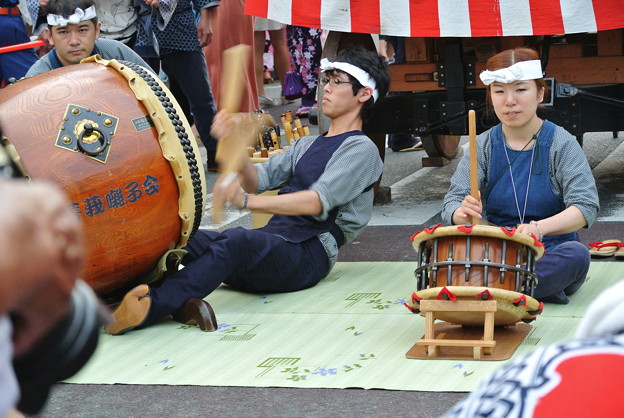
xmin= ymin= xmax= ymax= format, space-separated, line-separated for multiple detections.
xmin=406 ymin=223 xmax=546 ymax=326
xmin=0 ymin=55 xmax=207 ymax=295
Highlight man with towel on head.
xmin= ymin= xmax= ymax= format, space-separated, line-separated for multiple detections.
xmin=104 ymin=47 xmax=391 ymax=335
xmin=25 ymin=0 xmax=151 ymax=77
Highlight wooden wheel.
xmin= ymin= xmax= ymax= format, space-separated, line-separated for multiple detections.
xmin=422 ymin=134 xmax=461 ymax=159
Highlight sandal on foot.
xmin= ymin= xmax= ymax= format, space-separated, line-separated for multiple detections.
xmin=589 ymin=240 xmax=622 ymax=257
xmin=171 ymin=299 xmax=218 ymax=332
xmin=296 ymin=106 xmax=312 ymax=117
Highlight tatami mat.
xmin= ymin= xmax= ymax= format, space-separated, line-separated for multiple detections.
xmin=66 ymin=262 xmax=621 ymax=392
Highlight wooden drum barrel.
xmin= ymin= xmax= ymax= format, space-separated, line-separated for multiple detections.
xmin=412 ymin=224 xmax=544 ymax=293
xmin=407 ymin=224 xmax=546 ymax=325
xmin=0 ymin=56 xmax=206 ymax=295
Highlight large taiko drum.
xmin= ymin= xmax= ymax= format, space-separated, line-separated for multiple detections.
xmin=0 ymin=56 xmax=206 ymax=295
xmin=406 ymin=224 xmax=546 ymax=326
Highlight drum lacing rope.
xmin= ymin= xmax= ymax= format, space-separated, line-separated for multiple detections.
xmin=119 ymin=60 xmax=204 ymax=237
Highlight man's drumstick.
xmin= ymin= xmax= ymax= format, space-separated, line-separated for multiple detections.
xmin=468 ymin=109 xmax=479 ymax=225
xmin=212 ymin=44 xmax=251 ymax=222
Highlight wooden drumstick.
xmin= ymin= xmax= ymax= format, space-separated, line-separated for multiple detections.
xmin=213 ymin=45 xmax=276 ymax=222
xmin=213 ymin=44 xmax=251 ymax=222
xmin=468 ymin=109 xmax=479 ymax=225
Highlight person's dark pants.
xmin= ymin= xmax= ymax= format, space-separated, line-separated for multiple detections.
xmin=123 ymin=32 xmax=159 ymax=74
xmin=160 ymin=50 xmax=218 ymax=152
xmin=168 ymin=76 xmax=192 ymax=125
xmin=533 ymin=241 xmax=590 ymax=303
xmin=144 ymin=227 xmax=329 ymax=326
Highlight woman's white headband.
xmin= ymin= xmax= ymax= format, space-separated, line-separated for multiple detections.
xmin=47 ymin=6 xmax=97 ymax=27
xmin=320 ymin=58 xmax=379 ymax=102
xmin=479 ymin=60 xmax=543 ymax=85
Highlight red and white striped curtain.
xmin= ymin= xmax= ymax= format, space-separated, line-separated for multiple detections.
xmin=245 ymin=0 xmax=624 ymax=37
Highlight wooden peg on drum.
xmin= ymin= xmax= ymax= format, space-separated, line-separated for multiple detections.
xmin=468 ymin=109 xmax=480 ymax=226
xmin=212 ymin=45 xmax=275 ymax=222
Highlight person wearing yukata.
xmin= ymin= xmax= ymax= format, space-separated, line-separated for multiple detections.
xmin=104 ymin=47 xmax=391 ymax=335
xmin=91 ymin=0 xmax=161 ymax=72
xmin=25 ymin=0 xmax=152 ymax=77
xmin=442 ymin=47 xmax=599 ymax=304
xmin=286 ymin=25 xmax=322 ymax=118
xmin=147 ymin=0 xmax=220 ymax=171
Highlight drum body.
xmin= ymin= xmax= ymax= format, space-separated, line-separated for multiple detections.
xmin=0 ymin=57 xmax=206 ymax=294
xmin=408 ymin=224 xmax=545 ymax=326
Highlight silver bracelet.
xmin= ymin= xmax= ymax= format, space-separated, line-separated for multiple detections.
xmin=530 ymin=220 xmax=543 ymax=241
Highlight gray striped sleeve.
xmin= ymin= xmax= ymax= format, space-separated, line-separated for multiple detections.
xmin=549 ymin=126 xmax=599 ymax=227
xmin=442 ymin=125 xmax=599 ymax=227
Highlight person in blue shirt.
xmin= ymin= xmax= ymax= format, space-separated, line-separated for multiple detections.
xmin=104 ymin=48 xmax=391 ymax=335
xmin=0 ymin=1 xmax=39 ymax=85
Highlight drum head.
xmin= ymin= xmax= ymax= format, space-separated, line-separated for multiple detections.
xmin=412 ymin=224 xmax=545 ymax=260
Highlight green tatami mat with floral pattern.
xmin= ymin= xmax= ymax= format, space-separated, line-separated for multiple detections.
xmin=66 ymin=262 xmax=619 ymax=392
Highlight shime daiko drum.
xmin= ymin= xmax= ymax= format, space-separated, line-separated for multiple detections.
xmin=0 ymin=56 xmax=206 ymax=295
xmin=406 ymin=224 xmax=545 ymax=326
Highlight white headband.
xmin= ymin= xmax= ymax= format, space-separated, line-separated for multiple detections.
xmin=320 ymin=58 xmax=379 ymax=102
xmin=479 ymin=60 xmax=543 ymax=86
xmin=47 ymin=6 xmax=97 ymax=27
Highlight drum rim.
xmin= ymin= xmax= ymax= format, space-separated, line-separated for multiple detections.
xmin=413 ymin=285 xmax=540 ymax=306
xmin=87 ymin=56 xmax=207 ymax=247
xmin=411 ymin=224 xmax=545 ymax=260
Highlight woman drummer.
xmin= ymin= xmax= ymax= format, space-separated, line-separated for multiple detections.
xmin=442 ymin=47 xmax=599 ymax=304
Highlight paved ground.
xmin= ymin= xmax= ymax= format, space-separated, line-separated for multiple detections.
xmin=33 ymin=82 xmax=624 ymax=417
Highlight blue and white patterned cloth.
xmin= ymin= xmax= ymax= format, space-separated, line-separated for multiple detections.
xmin=153 ymin=0 xmax=219 ymax=54
xmin=444 ymin=280 xmax=624 ymax=418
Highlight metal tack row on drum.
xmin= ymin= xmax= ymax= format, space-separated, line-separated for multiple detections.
xmin=406 ymin=224 xmax=545 ymax=326
xmin=0 ymin=56 xmax=206 ymax=295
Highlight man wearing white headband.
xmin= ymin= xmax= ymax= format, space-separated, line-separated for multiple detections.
xmin=320 ymin=58 xmax=380 ymax=102
xmin=104 ymin=48 xmax=392 ymax=336
xmin=25 ymin=0 xmax=151 ymax=77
